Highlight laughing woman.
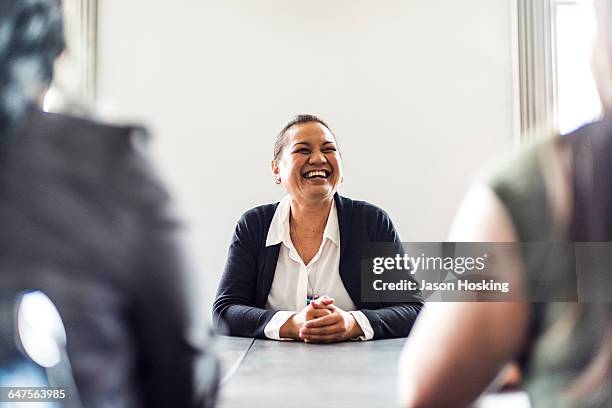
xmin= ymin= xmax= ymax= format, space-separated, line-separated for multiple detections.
xmin=213 ymin=114 xmax=423 ymax=342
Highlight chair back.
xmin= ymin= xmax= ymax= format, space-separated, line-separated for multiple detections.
xmin=0 ymin=290 xmax=82 ymax=408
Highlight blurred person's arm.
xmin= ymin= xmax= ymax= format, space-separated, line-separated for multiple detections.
xmin=120 ymin=128 xmax=219 ymax=408
xmin=398 ymin=184 xmax=529 ymax=408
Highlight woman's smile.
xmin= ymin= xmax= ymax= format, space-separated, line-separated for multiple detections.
xmin=302 ymin=168 xmax=332 ymax=185
xmin=303 ymin=169 xmax=329 ymax=179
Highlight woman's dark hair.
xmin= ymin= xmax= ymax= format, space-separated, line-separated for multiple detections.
xmin=0 ymin=0 xmax=64 ymax=134
xmin=273 ymin=114 xmax=337 ymax=160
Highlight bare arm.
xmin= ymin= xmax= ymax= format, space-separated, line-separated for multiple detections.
xmin=398 ymin=184 xmax=530 ymax=408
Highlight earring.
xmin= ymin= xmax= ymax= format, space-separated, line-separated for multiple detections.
xmin=275 ymin=178 xmax=281 ymax=184
xmin=341 ymin=177 xmax=344 ymax=182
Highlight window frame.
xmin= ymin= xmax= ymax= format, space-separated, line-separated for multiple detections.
xmin=515 ymin=0 xmax=597 ymax=141
xmin=45 ymin=0 xmax=98 ymax=113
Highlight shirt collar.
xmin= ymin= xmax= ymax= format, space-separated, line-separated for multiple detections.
xmin=265 ymin=195 xmax=340 ymax=248
xmin=266 ymin=195 xmax=291 ymax=247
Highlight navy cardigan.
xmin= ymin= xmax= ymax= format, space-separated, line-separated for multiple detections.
xmin=213 ymin=193 xmax=423 ymax=339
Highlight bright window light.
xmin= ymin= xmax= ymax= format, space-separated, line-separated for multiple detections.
xmin=554 ymin=0 xmax=601 ymax=134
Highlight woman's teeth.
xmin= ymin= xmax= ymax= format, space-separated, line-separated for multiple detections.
xmin=304 ymin=170 xmax=327 ymax=179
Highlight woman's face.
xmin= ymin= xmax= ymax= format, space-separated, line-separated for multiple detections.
xmin=272 ymin=121 xmax=342 ymax=205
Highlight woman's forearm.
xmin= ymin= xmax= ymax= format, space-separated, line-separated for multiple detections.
xmin=214 ymin=303 xmax=278 ymax=338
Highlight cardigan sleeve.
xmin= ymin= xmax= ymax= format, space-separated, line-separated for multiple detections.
xmin=212 ymin=210 xmax=277 ymax=339
xmin=358 ymin=206 xmax=424 ymax=339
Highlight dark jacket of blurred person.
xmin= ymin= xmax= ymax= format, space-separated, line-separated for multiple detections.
xmin=0 ymin=1 xmax=218 ymax=407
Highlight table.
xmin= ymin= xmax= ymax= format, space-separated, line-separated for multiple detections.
xmin=215 ymin=336 xmax=530 ymax=408
xmin=214 ymin=336 xmax=255 ymax=385
xmin=218 ymin=337 xmax=403 ymax=408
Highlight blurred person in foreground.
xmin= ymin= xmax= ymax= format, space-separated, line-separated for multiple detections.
xmin=398 ymin=1 xmax=612 ymax=407
xmin=214 ymin=114 xmax=423 ymax=342
xmin=0 ymin=0 xmax=218 ymax=406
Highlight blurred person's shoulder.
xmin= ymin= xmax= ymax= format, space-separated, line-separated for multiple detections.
xmin=490 ymin=120 xmax=603 ymax=191
xmin=20 ymin=109 xmax=149 ymax=159
xmin=4 ymin=109 xmax=171 ymax=232
xmin=489 ymin=134 xmax=557 ymax=191
xmin=486 ymin=123 xmax=606 ymax=241
xmin=10 ymin=109 xmax=165 ymax=199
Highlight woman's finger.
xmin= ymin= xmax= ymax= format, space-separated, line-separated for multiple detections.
xmin=303 ymin=313 xmax=340 ymax=328
xmin=311 ymin=308 xmax=332 ymax=317
xmin=305 ymin=307 xmax=332 ymax=321
xmin=311 ymin=297 xmax=335 ymax=308
xmin=300 ymin=322 xmax=342 ymax=336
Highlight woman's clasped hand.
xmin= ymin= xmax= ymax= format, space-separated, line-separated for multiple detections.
xmin=280 ymin=296 xmax=364 ymax=343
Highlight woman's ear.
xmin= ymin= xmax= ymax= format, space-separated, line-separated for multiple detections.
xmin=271 ymin=160 xmax=281 ymax=184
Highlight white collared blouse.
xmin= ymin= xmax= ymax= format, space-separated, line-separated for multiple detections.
xmin=263 ymin=195 xmax=374 ymax=340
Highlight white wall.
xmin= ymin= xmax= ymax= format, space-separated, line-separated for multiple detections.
xmin=97 ymin=0 xmax=516 ymax=317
